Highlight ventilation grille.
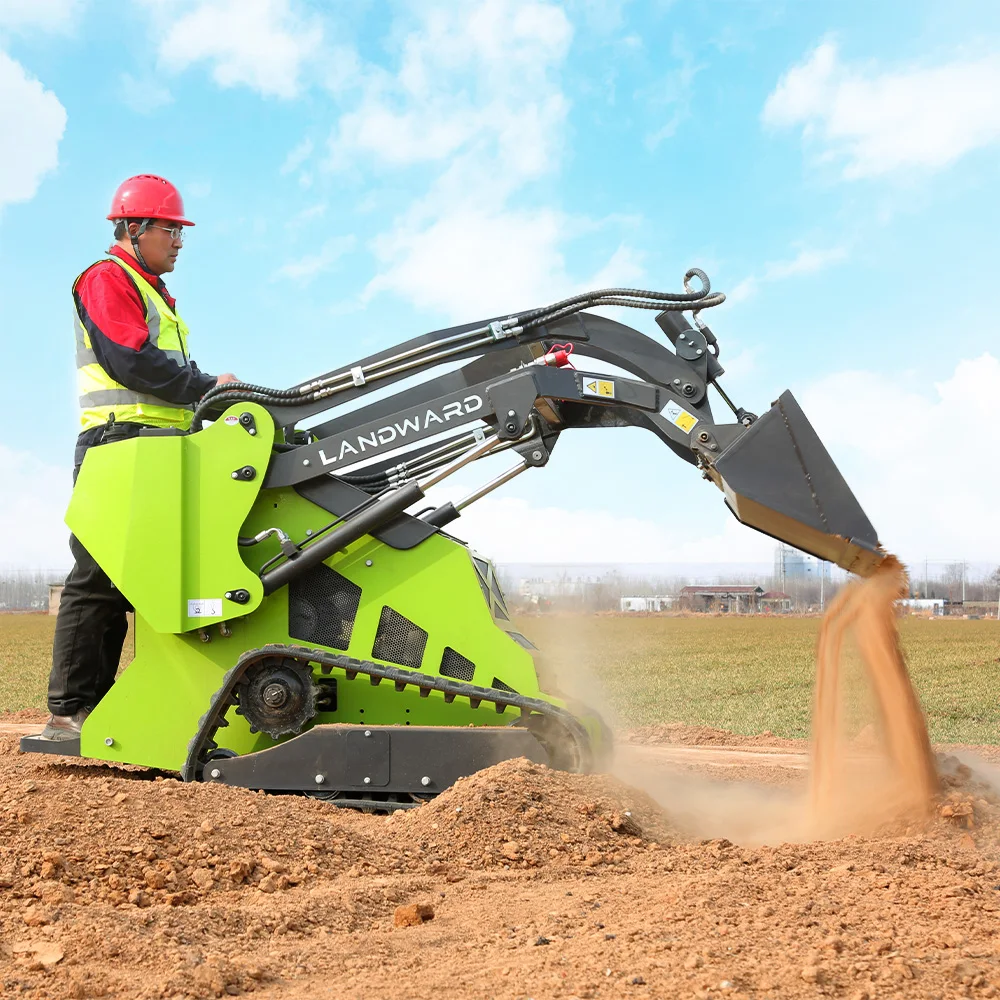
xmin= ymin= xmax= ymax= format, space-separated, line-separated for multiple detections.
xmin=372 ymin=606 xmax=428 ymax=669
xmin=492 ymin=677 xmax=518 ymax=693
xmin=471 ymin=552 xmax=512 ymax=620
xmin=440 ymin=647 xmax=476 ymax=682
xmin=288 ymin=565 xmax=361 ymax=651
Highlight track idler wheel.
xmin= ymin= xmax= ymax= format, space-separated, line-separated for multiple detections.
xmin=511 ymin=712 xmax=583 ymax=772
xmin=235 ymin=657 xmax=317 ymax=739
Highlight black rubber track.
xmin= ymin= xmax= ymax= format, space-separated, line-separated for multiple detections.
xmin=182 ymin=644 xmax=595 ymax=801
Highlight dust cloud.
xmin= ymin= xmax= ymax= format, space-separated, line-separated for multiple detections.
xmin=613 ymin=555 xmax=945 ymax=846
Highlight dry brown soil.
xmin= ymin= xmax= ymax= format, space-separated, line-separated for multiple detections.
xmin=2 ymin=720 xmax=1000 ymax=1000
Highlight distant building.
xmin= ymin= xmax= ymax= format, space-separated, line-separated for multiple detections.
xmin=761 ymin=591 xmax=793 ymax=613
xmin=620 ymin=596 xmax=674 ymax=612
xmin=679 ymin=585 xmax=764 ymax=614
xmin=898 ymin=598 xmax=945 ymax=615
xmin=48 ymin=584 xmax=64 ymax=615
xmin=518 ymin=576 xmax=576 ymax=599
xmin=774 ymin=544 xmax=828 ymax=590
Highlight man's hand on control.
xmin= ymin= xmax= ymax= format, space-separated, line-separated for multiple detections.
xmin=215 ymin=373 xmax=239 ymax=385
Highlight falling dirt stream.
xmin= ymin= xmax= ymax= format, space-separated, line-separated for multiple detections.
xmin=810 ymin=554 xmax=940 ymax=822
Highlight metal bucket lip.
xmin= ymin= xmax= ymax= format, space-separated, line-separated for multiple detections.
xmin=715 ymin=392 xmax=883 ymax=576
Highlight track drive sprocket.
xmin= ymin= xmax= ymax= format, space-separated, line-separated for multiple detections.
xmin=235 ymin=656 xmax=317 ymax=739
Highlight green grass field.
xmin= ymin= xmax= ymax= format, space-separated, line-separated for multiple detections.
xmin=2 ymin=613 xmax=997 ymax=743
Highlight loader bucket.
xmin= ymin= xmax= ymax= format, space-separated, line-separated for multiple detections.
xmin=714 ymin=391 xmax=884 ymax=577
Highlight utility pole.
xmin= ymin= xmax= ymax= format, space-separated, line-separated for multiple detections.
xmin=820 ymin=560 xmax=825 ymax=612
xmin=924 ymin=558 xmax=928 ymax=599
xmin=962 ymin=561 xmax=966 ymax=604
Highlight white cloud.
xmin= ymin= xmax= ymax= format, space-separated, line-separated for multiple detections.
xmin=763 ymin=41 xmax=1000 ymax=179
xmin=320 ymin=2 xmax=643 ymax=325
xmin=280 ymin=137 xmax=313 ymax=175
xmin=638 ymin=36 xmax=703 ymax=149
xmin=366 ymin=196 xmax=648 ymax=322
xmin=801 ymin=353 xmax=1000 ymax=562
xmin=588 ymin=243 xmax=646 ymax=289
xmin=119 ymin=72 xmax=173 ymax=114
xmin=726 ymin=245 xmax=846 ymax=304
xmin=366 ymin=204 xmax=570 ymax=319
xmin=763 ymin=246 xmax=846 ymax=280
xmin=148 ymin=0 xmax=322 ymax=98
xmin=272 ymin=234 xmax=356 ymax=284
xmin=328 ymin=0 xmax=572 ymax=178
xmin=285 ymin=201 xmax=327 ymax=230
xmin=0 ymin=0 xmax=81 ymax=31
xmin=430 ymin=490 xmax=775 ymax=565
xmin=0 ymin=51 xmax=66 ymax=211
xmin=726 ymin=276 xmax=758 ymax=304
xmin=0 ymin=446 xmax=72 ymax=570
xmin=346 ymin=2 xmax=646 ymax=322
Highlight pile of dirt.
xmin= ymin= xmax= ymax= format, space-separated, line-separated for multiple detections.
xmin=390 ymin=756 xmax=675 ymax=871
xmin=0 ymin=743 xmax=685 ymax=999
xmin=1 ymin=554 xmax=996 ymax=999
xmin=2 ymin=731 xmax=1000 ymax=999
xmin=937 ymin=753 xmax=1000 ymax=840
xmin=0 ymin=757 xmax=377 ymax=911
xmin=0 ymin=709 xmax=47 ymax=722
xmin=0 ymin=740 xmax=400 ymax=998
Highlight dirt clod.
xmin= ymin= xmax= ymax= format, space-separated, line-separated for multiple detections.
xmin=12 ymin=941 xmax=64 ymax=969
xmin=393 ymin=903 xmax=435 ymax=927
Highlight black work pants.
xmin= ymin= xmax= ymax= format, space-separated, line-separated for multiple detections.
xmin=48 ymin=533 xmax=130 ymax=715
xmin=47 ymin=422 xmax=145 ymax=716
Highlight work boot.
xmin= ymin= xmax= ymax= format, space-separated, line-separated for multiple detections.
xmin=36 ymin=708 xmax=91 ymax=741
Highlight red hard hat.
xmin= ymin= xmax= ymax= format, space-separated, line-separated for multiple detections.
xmin=106 ymin=174 xmax=195 ymax=226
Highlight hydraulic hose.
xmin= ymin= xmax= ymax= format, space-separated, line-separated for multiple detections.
xmin=516 ymin=268 xmax=724 ymax=331
xmin=190 ymin=268 xmax=726 ymax=431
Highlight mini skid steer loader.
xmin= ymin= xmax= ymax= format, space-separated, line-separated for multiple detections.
xmin=23 ymin=270 xmax=884 ymax=809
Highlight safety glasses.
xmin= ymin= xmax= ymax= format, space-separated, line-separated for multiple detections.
xmin=146 ymin=224 xmax=185 ymax=242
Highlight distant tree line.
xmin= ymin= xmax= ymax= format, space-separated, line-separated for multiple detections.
xmin=497 ymin=563 xmax=1000 ymax=613
xmin=0 ymin=570 xmax=63 ymax=611
xmin=908 ymin=563 xmax=1000 ymax=603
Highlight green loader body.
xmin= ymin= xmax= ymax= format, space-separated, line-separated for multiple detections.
xmin=24 ymin=273 xmax=882 ymax=806
xmin=65 ymin=404 xmax=598 ymax=800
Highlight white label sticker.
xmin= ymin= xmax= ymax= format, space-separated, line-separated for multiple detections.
xmin=224 ymin=415 xmax=240 ymax=425
xmin=187 ymin=599 xmax=222 ymax=618
xmin=663 ymin=399 xmax=698 ymax=433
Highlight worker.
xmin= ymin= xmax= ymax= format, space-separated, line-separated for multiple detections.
xmin=38 ymin=175 xmax=238 ymax=741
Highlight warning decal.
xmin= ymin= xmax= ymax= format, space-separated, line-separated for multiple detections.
xmin=188 ymin=599 xmax=222 ymax=618
xmin=582 ymin=378 xmax=615 ymax=399
xmin=663 ymin=399 xmax=698 ymax=433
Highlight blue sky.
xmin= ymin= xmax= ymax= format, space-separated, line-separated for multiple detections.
xmin=1 ymin=0 xmax=998 ymax=571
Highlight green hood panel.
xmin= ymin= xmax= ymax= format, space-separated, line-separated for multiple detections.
xmin=66 ymin=404 xmax=273 ymax=633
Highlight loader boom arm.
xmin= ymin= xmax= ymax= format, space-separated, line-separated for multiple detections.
xmin=193 ymin=273 xmax=884 ymax=579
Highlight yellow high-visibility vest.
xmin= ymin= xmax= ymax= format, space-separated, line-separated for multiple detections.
xmin=75 ymin=255 xmax=194 ymax=431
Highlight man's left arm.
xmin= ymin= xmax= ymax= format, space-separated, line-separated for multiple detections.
xmin=191 ymin=359 xmax=238 ymax=387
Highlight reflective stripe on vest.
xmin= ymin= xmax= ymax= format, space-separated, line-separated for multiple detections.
xmin=74 ymin=256 xmax=195 ymax=431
